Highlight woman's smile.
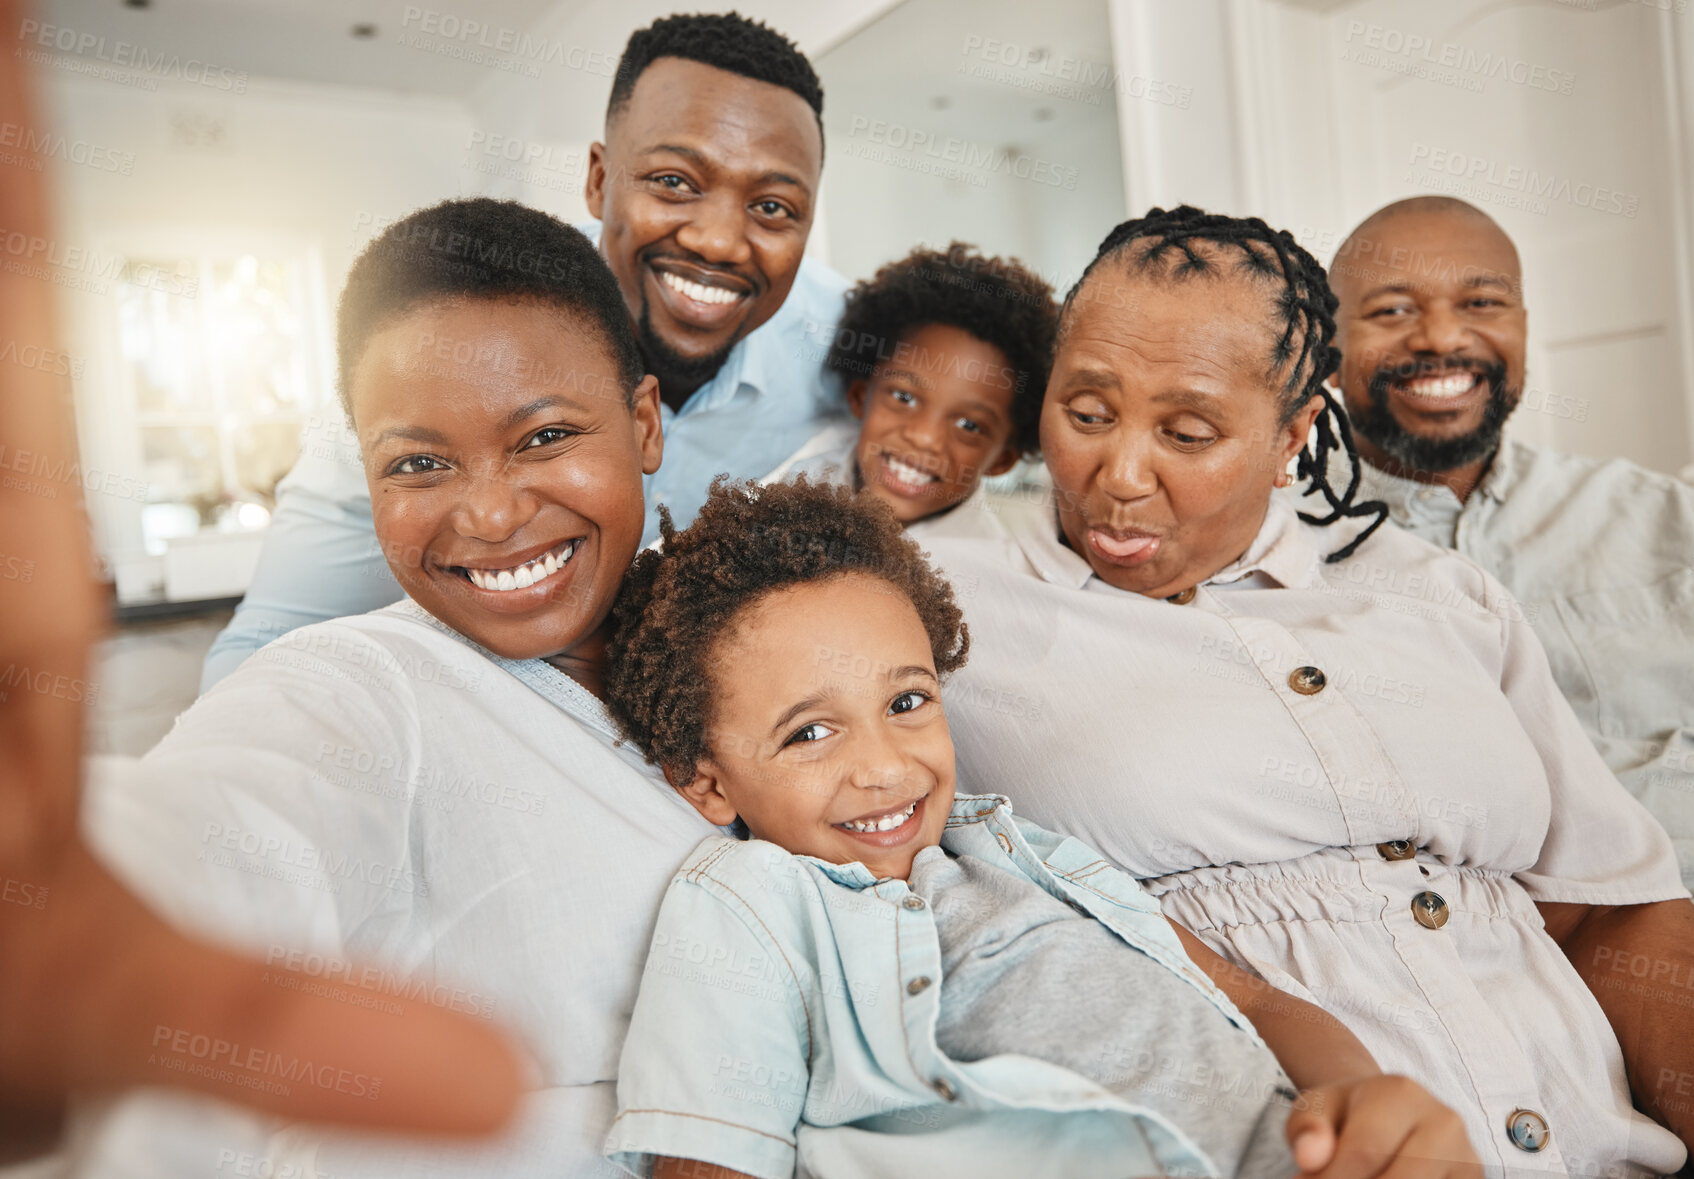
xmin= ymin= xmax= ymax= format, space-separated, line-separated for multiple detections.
xmin=435 ymin=537 xmax=586 ymax=611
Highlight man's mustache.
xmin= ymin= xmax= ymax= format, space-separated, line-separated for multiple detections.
xmin=1370 ymin=355 xmax=1504 ymax=385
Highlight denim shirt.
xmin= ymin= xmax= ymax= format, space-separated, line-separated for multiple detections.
xmin=605 ymin=793 xmax=1264 ymax=1179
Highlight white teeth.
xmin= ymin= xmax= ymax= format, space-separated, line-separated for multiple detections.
xmin=1401 ymin=372 xmax=1478 ymax=400
xmin=841 ymin=800 xmax=919 ymax=834
xmin=661 ymin=271 xmax=741 ymax=306
xmin=461 ymin=541 xmax=577 ymax=593
xmin=884 ymin=457 xmax=939 ymax=486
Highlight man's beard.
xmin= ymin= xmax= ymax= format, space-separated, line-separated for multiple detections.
xmin=1352 ymin=359 xmax=1518 ymax=473
xmin=636 ymin=293 xmax=737 ymax=390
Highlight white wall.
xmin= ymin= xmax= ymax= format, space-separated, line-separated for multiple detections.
xmin=39 ymin=71 xmax=473 ymax=570
xmin=1109 ymin=0 xmax=1694 ymax=476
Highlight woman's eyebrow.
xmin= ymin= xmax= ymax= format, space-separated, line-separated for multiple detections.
xmin=1059 ymin=364 xmax=1120 ymax=390
xmin=371 ymin=424 xmax=449 ymax=448
xmin=1151 ymin=389 xmax=1225 ymax=413
xmin=501 ymin=396 xmax=580 ymax=430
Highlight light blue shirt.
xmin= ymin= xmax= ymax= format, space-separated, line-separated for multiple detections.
xmin=605 ymin=792 xmax=1268 ymax=1179
xmin=201 ymin=222 xmax=848 ymax=690
xmin=1359 ymin=439 xmax=1694 ymax=886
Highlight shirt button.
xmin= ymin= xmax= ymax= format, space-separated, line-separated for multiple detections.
xmin=1167 ymin=587 xmax=1197 ymax=605
xmin=931 ymin=1077 xmax=958 ymax=1102
xmin=907 ymin=976 xmax=933 ymax=995
xmin=902 ymin=895 xmax=926 ymax=911
xmin=1288 ymin=666 xmax=1327 ymax=695
xmin=1377 ymin=840 xmax=1416 ymax=861
xmin=1411 ymin=891 xmax=1450 ymax=929
xmin=1505 ymin=1109 xmax=1550 ymax=1152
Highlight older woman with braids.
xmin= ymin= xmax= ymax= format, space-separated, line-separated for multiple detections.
xmin=921 ymin=207 xmax=1694 ymax=1178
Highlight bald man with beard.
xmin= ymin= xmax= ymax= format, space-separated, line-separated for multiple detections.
xmin=1330 ymin=196 xmax=1694 ymax=887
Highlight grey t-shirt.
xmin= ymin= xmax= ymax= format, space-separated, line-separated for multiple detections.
xmin=909 ymin=846 xmax=1297 ymax=1179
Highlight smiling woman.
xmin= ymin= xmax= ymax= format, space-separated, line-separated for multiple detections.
xmin=74 ymin=199 xmax=721 ymax=1177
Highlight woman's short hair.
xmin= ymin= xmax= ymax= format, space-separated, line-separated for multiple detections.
xmin=605 ymin=477 xmax=970 ymax=777
xmin=336 ymin=197 xmax=644 ymax=417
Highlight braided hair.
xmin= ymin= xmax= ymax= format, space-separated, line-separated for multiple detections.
xmin=1062 ymin=205 xmax=1387 ymax=563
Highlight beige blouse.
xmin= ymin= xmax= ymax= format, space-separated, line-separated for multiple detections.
xmin=921 ymin=493 xmax=1689 ymax=1178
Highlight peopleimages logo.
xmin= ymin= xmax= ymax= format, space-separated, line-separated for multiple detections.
xmin=16 ymin=19 xmax=248 ymax=92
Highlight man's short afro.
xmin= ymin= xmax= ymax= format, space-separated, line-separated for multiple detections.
xmin=607 ymin=12 xmax=822 ymax=127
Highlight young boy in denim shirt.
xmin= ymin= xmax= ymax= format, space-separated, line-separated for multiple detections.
xmin=765 ymin=243 xmax=1056 ymax=539
xmin=601 ymin=479 xmax=1479 ymax=1179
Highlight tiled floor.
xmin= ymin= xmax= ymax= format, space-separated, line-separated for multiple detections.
xmin=85 ymin=611 xmax=229 ymax=757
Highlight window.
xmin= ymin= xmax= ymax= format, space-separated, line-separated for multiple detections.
xmin=112 ymin=250 xmax=331 ymax=558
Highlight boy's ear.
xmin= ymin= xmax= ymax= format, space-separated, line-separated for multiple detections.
xmin=846 ymin=379 xmax=869 ymax=420
xmin=664 ymin=760 xmax=740 ymax=828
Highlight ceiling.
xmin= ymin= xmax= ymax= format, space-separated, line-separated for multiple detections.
xmin=817 ymin=0 xmax=1121 ymax=154
xmin=35 ymin=0 xmax=572 ymax=97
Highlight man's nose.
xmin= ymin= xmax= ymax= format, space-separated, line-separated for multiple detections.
xmin=1408 ymin=300 xmax=1469 ymax=356
xmin=674 ymin=194 xmax=753 ymax=268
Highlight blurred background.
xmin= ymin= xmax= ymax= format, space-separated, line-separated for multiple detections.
xmin=19 ymin=0 xmax=1694 ymax=748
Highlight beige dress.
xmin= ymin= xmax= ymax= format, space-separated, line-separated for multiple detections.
xmin=923 ymin=493 xmax=1690 ymax=1178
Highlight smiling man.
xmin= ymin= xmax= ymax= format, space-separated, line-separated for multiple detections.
xmin=201 ymin=13 xmax=847 ymax=690
xmin=1331 ymin=195 xmax=1694 ymax=886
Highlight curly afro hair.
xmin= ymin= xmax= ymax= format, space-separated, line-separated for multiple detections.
xmin=607 ymin=12 xmax=823 ymax=130
xmin=605 ymin=476 xmax=970 ymax=777
xmin=825 ymin=242 xmax=1058 ymax=456
xmin=336 ymin=198 xmax=643 ymax=419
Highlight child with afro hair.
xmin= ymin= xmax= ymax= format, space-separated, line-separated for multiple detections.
xmin=599 ymin=478 xmax=1464 ymax=1179
xmin=766 ymin=243 xmax=1057 ymax=538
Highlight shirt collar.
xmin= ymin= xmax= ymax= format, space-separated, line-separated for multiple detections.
xmin=1008 ymin=492 xmax=1322 ymax=594
xmin=794 ymin=793 xmax=1014 ymax=889
xmin=576 ymin=217 xmax=774 ymax=415
xmin=1357 ymin=436 xmax=1521 ymax=516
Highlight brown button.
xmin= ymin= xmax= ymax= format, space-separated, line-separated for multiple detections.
xmin=901 ymin=895 xmax=926 ymax=911
xmin=1411 ymin=891 xmax=1449 ymax=929
xmin=1505 ymin=1109 xmax=1549 ymax=1153
xmin=907 ymin=976 xmax=932 ymax=995
xmin=1288 ymin=666 xmax=1327 ymax=695
xmin=1167 ymin=587 xmax=1197 ymax=605
xmin=931 ymin=1077 xmax=957 ymax=1102
xmin=1377 ymin=840 xmax=1416 ymax=861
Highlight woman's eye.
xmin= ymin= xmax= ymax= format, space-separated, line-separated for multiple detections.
xmin=1166 ymin=429 xmax=1216 ymax=450
xmin=389 ymin=455 xmax=445 ymax=476
xmin=1067 ymin=408 xmax=1110 ymax=427
xmin=783 ymin=722 xmax=834 ymax=748
xmin=524 ymin=427 xmax=575 ymax=449
xmin=889 ymin=690 xmax=930 ymax=716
